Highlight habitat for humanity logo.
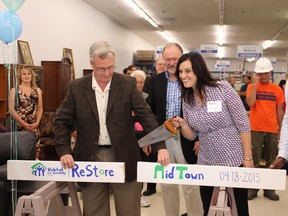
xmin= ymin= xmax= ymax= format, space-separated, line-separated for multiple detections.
xmin=31 ymin=162 xmax=47 ymax=176
xmin=31 ymin=162 xmax=67 ymax=177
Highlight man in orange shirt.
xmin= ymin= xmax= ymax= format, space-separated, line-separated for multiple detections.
xmin=246 ymin=57 xmax=285 ymax=201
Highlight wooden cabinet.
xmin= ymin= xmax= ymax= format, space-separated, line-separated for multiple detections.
xmin=0 ymin=64 xmax=8 ymax=119
xmin=0 ymin=64 xmax=44 ymax=119
xmin=83 ymin=69 xmax=93 ymax=76
xmin=41 ymin=60 xmax=71 ymax=111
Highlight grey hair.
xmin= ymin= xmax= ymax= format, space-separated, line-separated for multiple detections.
xmin=89 ymin=41 xmax=115 ymax=61
xmin=155 ymin=55 xmax=164 ymax=64
xmin=130 ymin=70 xmax=146 ymax=80
xmin=162 ymin=43 xmax=183 ymax=57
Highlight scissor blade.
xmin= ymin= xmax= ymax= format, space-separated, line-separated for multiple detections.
xmin=138 ymin=125 xmax=171 ymax=147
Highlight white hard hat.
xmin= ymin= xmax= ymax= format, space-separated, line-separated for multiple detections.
xmin=254 ymin=57 xmax=273 ymax=73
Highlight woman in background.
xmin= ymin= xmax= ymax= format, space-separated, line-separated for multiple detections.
xmin=172 ymin=52 xmax=253 ymax=216
xmin=130 ymin=70 xmax=150 ymax=208
xmin=9 ymin=65 xmax=43 ymax=159
xmin=228 ymin=76 xmax=236 ymax=89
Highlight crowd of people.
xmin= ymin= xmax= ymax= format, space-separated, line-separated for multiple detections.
xmin=9 ymin=40 xmax=287 ymax=216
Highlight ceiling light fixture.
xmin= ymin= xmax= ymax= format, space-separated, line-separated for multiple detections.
xmin=219 ymin=0 xmax=224 ymax=26
xmin=128 ymin=0 xmax=158 ymax=28
xmin=126 ymin=0 xmax=186 ymax=50
xmin=262 ymin=40 xmax=275 ymax=49
xmin=262 ymin=23 xmax=288 ymax=49
xmin=218 ymin=0 xmax=225 ymax=46
xmin=271 ymin=23 xmax=288 ymax=40
xmin=218 ymin=46 xmax=224 ymax=59
xmin=159 ymin=31 xmax=174 ymax=42
xmin=247 ymin=57 xmax=255 ymax=62
xmin=218 ymin=25 xmax=224 ymax=46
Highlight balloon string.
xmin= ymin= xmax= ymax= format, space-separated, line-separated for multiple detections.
xmin=11 ymin=11 xmax=15 ymax=45
xmin=1 ymin=42 xmax=9 ymax=67
xmin=12 ymin=40 xmax=18 ymax=158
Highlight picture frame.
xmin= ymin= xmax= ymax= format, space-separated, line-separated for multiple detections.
xmin=63 ymin=47 xmax=75 ymax=80
xmin=18 ymin=40 xmax=34 ymax=65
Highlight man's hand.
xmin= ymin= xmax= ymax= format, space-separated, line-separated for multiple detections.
xmin=142 ymin=145 xmax=152 ymax=156
xmin=252 ymin=75 xmax=260 ymax=86
xmin=157 ymin=149 xmax=170 ymax=166
xmin=60 ymin=154 xmax=75 ymax=169
xmin=269 ymin=157 xmax=286 ymax=169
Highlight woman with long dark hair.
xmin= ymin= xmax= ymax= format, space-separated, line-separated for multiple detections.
xmin=172 ymin=52 xmax=253 ymax=216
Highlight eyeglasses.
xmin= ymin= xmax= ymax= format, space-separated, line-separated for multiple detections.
xmin=95 ymin=65 xmax=116 ymax=73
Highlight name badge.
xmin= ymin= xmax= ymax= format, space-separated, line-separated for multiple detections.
xmin=207 ymin=101 xmax=222 ymax=113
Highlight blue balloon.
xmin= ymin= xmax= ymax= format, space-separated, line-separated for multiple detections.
xmin=0 ymin=10 xmax=22 ymax=44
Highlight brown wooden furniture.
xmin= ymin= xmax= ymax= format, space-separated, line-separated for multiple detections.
xmin=41 ymin=60 xmax=72 ymax=112
xmin=0 ymin=65 xmax=8 ymax=119
xmin=83 ymin=69 xmax=93 ymax=76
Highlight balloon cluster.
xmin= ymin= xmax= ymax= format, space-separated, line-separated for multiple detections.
xmin=0 ymin=0 xmax=25 ymax=44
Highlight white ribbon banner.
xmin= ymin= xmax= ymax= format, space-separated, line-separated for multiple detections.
xmin=8 ymin=160 xmax=125 ymax=183
xmin=137 ymin=162 xmax=286 ymax=190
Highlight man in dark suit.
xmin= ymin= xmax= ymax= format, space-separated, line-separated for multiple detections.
xmin=54 ymin=41 xmax=169 ymax=216
xmin=147 ymin=43 xmax=198 ymax=216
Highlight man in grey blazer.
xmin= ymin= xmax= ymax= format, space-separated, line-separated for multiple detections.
xmin=54 ymin=41 xmax=169 ymax=216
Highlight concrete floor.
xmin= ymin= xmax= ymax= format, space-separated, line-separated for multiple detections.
xmin=71 ymin=176 xmax=288 ymax=216
xmin=111 ymin=176 xmax=288 ymax=216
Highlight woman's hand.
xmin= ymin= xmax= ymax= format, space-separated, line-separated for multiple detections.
xmin=172 ymin=116 xmax=185 ymax=128
xmin=243 ymin=159 xmax=254 ymax=168
xmin=22 ymin=122 xmax=33 ymax=131
xmin=30 ymin=122 xmax=39 ymax=130
xmin=193 ymin=141 xmax=200 ymax=155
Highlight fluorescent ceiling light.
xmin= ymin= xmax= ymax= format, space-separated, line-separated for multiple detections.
xmin=262 ymin=40 xmax=274 ymax=49
xmin=125 ymin=0 xmax=187 ymax=50
xmin=262 ymin=23 xmax=288 ymax=49
xmin=218 ymin=25 xmax=224 ymax=45
xmin=127 ymin=0 xmax=158 ymax=28
xmin=159 ymin=31 xmax=174 ymax=42
xmin=218 ymin=0 xmax=225 ymax=46
xmin=219 ymin=0 xmax=224 ymax=26
xmin=271 ymin=23 xmax=288 ymax=40
xmin=247 ymin=58 xmax=255 ymax=62
xmin=218 ymin=46 xmax=224 ymax=59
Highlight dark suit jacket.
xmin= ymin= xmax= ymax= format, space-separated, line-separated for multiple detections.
xmin=54 ymin=73 xmax=165 ymax=182
xmin=147 ymin=72 xmax=197 ymax=164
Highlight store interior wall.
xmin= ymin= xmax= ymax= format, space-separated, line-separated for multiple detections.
xmin=0 ymin=0 xmax=286 ymax=79
xmin=0 ymin=0 xmax=155 ymax=78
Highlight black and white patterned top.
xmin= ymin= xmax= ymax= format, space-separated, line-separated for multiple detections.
xmin=183 ymin=81 xmax=250 ymax=167
xmin=16 ymin=87 xmax=40 ymax=137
